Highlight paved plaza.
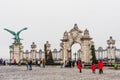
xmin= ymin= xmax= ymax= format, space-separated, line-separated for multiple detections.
xmin=0 ymin=66 xmax=120 ymax=80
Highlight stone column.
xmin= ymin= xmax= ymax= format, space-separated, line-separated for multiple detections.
xmin=81 ymin=40 xmax=91 ymax=63
xmin=81 ymin=39 xmax=92 ymax=63
xmin=60 ymin=40 xmax=68 ymax=66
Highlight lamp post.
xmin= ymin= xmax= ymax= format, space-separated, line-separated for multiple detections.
xmin=74 ymin=52 xmax=77 ymax=62
xmin=77 ymin=49 xmax=81 ymax=61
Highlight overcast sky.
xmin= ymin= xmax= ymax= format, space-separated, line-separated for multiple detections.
xmin=0 ymin=0 xmax=120 ymax=58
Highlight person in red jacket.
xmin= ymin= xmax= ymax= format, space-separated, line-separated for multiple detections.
xmin=77 ymin=60 xmax=82 ymax=73
xmin=91 ymin=63 xmax=96 ymax=73
xmin=98 ymin=60 xmax=104 ymax=74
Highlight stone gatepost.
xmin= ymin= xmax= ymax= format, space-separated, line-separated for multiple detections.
xmin=81 ymin=29 xmax=92 ymax=63
xmin=9 ymin=43 xmax=23 ymax=63
xmin=107 ymin=36 xmax=116 ymax=64
xmin=44 ymin=41 xmax=51 ymax=61
xmin=60 ymin=40 xmax=68 ymax=66
xmin=30 ymin=42 xmax=37 ymax=61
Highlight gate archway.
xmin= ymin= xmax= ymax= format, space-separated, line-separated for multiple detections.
xmin=71 ymin=43 xmax=81 ymax=61
xmin=60 ymin=24 xmax=93 ymax=65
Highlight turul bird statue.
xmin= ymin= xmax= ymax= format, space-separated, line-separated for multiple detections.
xmin=4 ymin=27 xmax=28 ymax=43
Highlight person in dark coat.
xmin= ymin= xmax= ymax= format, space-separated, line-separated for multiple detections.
xmin=29 ymin=59 xmax=32 ymax=70
xmin=98 ymin=60 xmax=104 ymax=74
xmin=26 ymin=57 xmax=29 ymax=70
xmin=0 ymin=58 xmax=3 ymax=65
xmin=72 ymin=61 xmax=75 ymax=68
xmin=68 ymin=60 xmax=72 ymax=67
xmin=77 ymin=60 xmax=82 ymax=73
xmin=3 ymin=60 xmax=6 ymax=65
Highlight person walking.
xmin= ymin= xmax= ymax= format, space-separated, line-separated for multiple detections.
xmin=72 ymin=61 xmax=75 ymax=68
xmin=42 ymin=59 xmax=45 ymax=68
xmin=38 ymin=60 xmax=40 ymax=67
xmin=77 ymin=60 xmax=82 ymax=73
xmin=0 ymin=58 xmax=3 ymax=66
xmin=98 ymin=60 xmax=104 ymax=74
xmin=114 ymin=63 xmax=118 ymax=70
xmin=40 ymin=59 xmax=42 ymax=67
xmin=29 ymin=59 xmax=32 ymax=70
xmin=91 ymin=63 xmax=96 ymax=73
xmin=26 ymin=57 xmax=29 ymax=70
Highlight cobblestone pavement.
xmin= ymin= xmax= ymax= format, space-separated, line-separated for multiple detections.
xmin=0 ymin=66 xmax=120 ymax=80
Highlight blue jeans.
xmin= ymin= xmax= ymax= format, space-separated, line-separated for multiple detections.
xmin=26 ymin=64 xmax=29 ymax=70
xmin=29 ymin=64 xmax=32 ymax=70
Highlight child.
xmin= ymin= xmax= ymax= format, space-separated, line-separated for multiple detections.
xmin=91 ymin=63 xmax=96 ymax=73
xmin=98 ymin=60 xmax=104 ymax=74
xmin=77 ymin=60 xmax=82 ymax=73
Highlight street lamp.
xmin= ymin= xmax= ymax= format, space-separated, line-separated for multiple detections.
xmin=74 ymin=52 xmax=77 ymax=61
xmin=77 ymin=49 xmax=81 ymax=61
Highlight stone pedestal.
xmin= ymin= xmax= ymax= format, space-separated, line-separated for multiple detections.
xmin=107 ymin=47 xmax=116 ymax=63
xmin=10 ymin=43 xmax=23 ymax=63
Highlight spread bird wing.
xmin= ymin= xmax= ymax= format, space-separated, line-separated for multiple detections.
xmin=17 ymin=27 xmax=28 ymax=36
xmin=4 ymin=28 xmax=16 ymax=36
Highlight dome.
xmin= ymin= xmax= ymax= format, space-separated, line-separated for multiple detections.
xmin=98 ymin=47 xmax=103 ymax=51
